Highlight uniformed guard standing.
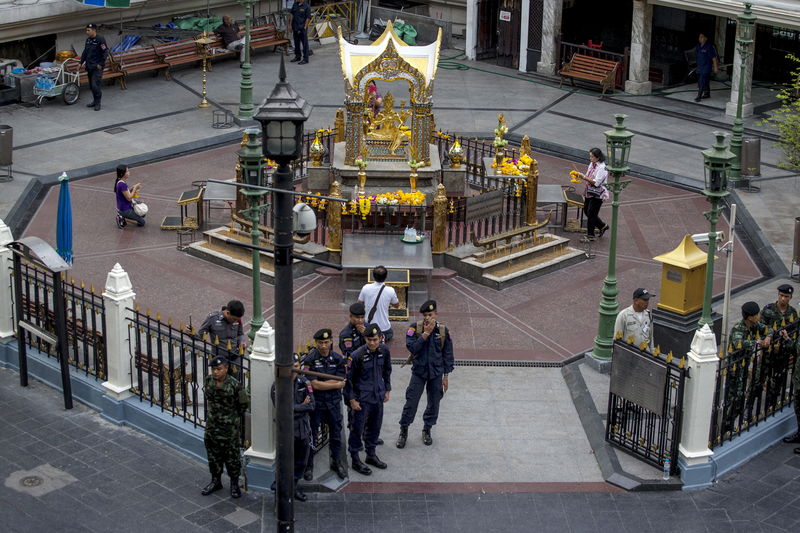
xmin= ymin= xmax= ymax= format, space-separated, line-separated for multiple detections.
xmin=723 ymin=301 xmax=771 ymax=434
xmin=761 ymin=284 xmax=797 ymax=413
xmin=345 ymin=323 xmax=391 ymax=475
xmin=201 ymin=356 xmax=249 ymax=499
xmin=301 ymin=328 xmax=348 ymax=480
xmin=271 ymin=356 xmax=315 ymax=501
xmin=197 ymin=300 xmax=248 ymax=361
xmin=339 ymin=302 xmax=367 ymax=358
xmin=80 ymin=23 xmax=108 ymax=111
xmin=397 ymin=300 xmax=454 ymax=448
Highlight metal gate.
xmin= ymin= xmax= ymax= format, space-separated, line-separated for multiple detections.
xmin=605 ymin=341 xmax=687 ymax=473
xmin=476 ymin=0 xmax=499 ymax=60
xmin=497 ymin=0 xmax=522 ymax=69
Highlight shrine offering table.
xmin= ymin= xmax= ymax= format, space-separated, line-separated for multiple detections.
xmin=341 ymin=234 xmax=433 ymax=313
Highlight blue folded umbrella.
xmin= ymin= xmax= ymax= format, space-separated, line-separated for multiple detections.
xmin=56 ymin=172 xmax=73 ymax=265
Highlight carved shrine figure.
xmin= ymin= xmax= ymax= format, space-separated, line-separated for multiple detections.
xmin=366 ymin=92 xmax=411 ymax=154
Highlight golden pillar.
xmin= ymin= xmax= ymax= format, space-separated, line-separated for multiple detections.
xmin=345 ymin=101 xmax=366 ymax=165
xmin=334 ymin=108 xmax=345 ymax=143
xmin=432 ymin=183 xmax=447 ymax=254
xmin=526 ymin=158 xmax=539 ymax=225
xmin=411 ymin=102 xmax=432 ymax=165
xmin=327 ymin=181 xmax=343 ymax=252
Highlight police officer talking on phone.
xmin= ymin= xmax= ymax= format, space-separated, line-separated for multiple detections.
xmin=397 ymin=300 xmax=454 ymax=448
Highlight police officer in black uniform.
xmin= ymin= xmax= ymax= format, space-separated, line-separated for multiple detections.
xmin=197 ymin=300 xmax=247 ymax=361
xmin=270 ymin=355 xmax=314 ymax=502
xmin=302 ymin=328 xmax=348 ymax=480
xmin=339 ymin=302 xmax=367 ymax=358
xmin=345 ymin=324 xmax=391 ymax=475
xmin=397 ymin=300 xmax=454 ymax=448
xmin=80 ymin=23 xmax=108 ymax=111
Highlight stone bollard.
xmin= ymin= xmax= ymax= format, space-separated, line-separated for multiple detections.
xmin=0 ymin=219 xmax=14 ymax=339
xmin=678 ymin=323 xmax=718 ymax=489
xmin=101 ymin=263 xmax=136 ymax=402
xmin=244 ymin=320 xmax=277 ymax=490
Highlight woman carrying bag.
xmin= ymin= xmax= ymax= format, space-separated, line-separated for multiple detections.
xmin=578 ymin=147 xmax=610 ymax=243
xmin=114 ymin=164 xmax=147 ymax=228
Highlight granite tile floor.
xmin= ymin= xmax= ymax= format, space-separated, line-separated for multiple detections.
xmin=3 ymin=366 xmax=800 ymax=533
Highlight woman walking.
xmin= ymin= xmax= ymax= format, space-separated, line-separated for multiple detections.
xmin=578 ymin=147 xmax=609 ymax=242
xmin=114 ymin=164 xmax=145 ymax=228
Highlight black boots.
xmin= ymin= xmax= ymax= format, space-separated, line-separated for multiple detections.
xmin=422 ymin=427 xmax=433 ymax=446
xmin=396 ymin=426 xmax=408 ymax=449
xmin=365 ymin=455 xmax=387 ymax=469
xmin=783 ymin=431 xmax=800 ymax=444
xmin=303 ymin=465 xmax=314 ymax=481
xmin=351 ymin=455 xmax=372 ymax=475
xmin=230 ymin=477 xmax=241 ymax=498
xmin=331 ymin=460 xmax=348 ymax=480
xmin=201 ymin=477 xmax=223 ymax=495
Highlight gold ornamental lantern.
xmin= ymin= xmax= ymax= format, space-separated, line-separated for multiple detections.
xmin=309 ymin=132 xmax=326 ymax=166
xmin=448 ymin=137 xmax=464 ymax=169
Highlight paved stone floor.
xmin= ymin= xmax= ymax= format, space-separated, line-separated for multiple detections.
xmin=3 ymin=366 xmax=800 ymax=533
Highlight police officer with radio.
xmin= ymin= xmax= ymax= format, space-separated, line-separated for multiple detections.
xmin=302 ymin=328 xmax=348 ymax=480
xmin=397 ymin=300 xmax=454 ymax=448
xmin=345 ymin=324 xmax=391 ymax=475
xmin=339 ymin=302 xmax=367 ymax=358
xmin=80 ymin=23 xmax=108 ymax=111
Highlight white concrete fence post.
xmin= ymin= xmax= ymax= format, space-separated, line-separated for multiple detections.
xmin=678 ymin=323 xmax=719 ymax=489
xmin=245 ymin=320 xmax=277 ymax=466
xmin=0 ymin=219 xmax=14 ymax=339
xmin=101 ymin=263 xmax=136 ymax=400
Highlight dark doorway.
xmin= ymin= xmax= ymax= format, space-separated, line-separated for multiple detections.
xmin=477 ymin=0 xmax=499 ymax=60
xmin=497 ymin=0 xmax=522 ymax=69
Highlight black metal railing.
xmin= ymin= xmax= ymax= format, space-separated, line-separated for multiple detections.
xmin=16 ymin=262 xmax=107 ymax=380
xmin=710 ymin=319 xmax=799 ymax=448
xmin=606 ymin=341 xmax=687 ymax=473
xmin=291 ymin=129 xmax=336 ymax=184
xmin=444 ymin=184 xmax=528 ymax=249
xmin=127 ymin=308 xmax=250 ymax=437
xmin=432 ymin=134 xmax=524 ymax=191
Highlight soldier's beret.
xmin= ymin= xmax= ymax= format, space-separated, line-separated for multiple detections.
xmin=420 ymin=300 xmax=437 ymax=313
xmin=742 ymin=301 xmax=760 ymax=318
xmin=209 ymin=355 xmax=228 ymax=367
xmin=364 ymin=323 xmax=381 ymax=338
xmin=313 ymin=328 xmax=332 ymax=340
xmin=349 ymin=302 xmax=365 ymax=316
xmin=777 ymin=284 xmax=794 ymax=295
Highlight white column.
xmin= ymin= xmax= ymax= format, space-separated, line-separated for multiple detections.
xmin=726 ymin=25 xmax=756 ymax=118
xmin=101 ymin=263 xmax=136 ymax=400
xmin=625 ymin=0 xmax=653 ymax=95
xmin=465 ymin=0 xmax=479 ymax=60
xmin=715 ymin=16 xmax=728 ymax=64
xmin=0 ymin=220 xmax=14 ymax=339
xmin=678 ymin=324 xmax=718 ymax=469
xmin=537 ymin=0 xmax=564 ymax=75
xmin=518 ymin=0 xmax=530 ymax=72
xmin=245 ymin=320 xmax=276 ymax=464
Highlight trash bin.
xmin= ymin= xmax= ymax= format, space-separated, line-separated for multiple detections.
xmin=741 ymin=137 xmax=761 ymax=177
xmin=0 ymin=125 xmax=11 ymax=166
xmin=11 ymin=73 xmax=36 ymax=104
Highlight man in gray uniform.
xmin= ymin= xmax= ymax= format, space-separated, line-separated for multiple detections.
xmin=614 ymin=288 xmax=655 ymax=352
xmin=197 ymin=300 xmax=248 ymax=361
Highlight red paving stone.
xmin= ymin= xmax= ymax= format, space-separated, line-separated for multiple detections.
xmin=22 ymin=144 xmax=762 ymax=362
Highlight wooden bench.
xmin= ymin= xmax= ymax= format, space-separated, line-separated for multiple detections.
xmin=64 ymin=55 xmax=126 ymax=89
xmin=559 ymin=53 xmax=619 ymax=95
xmin=205 ymin=23 xmax=289 ymax=70
xmin=114 ymin=46 xmax=169 ymax=82
xmin=154 ymin=40 xmax=204 ymax=80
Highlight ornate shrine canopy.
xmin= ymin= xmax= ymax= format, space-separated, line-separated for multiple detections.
xmin=337 ymin=21 xmax=441 ymax=90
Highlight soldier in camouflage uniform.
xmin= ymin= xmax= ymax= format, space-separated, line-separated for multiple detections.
xmin=723 ymin=302 xmax=771 ymax=434
xmin=201 ymin=355 xmax=249 ymax=498
xmin=760 ymin=285 xmax=798 ymax=415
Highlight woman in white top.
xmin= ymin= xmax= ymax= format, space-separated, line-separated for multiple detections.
xmin=578 ymin=147 xmax=610 ymax=242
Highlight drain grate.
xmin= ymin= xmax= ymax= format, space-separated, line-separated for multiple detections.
xmin=20 ymin=475 xmax=43 ymax=487
xmin=104 ymin=127 xmax=128 ymax=135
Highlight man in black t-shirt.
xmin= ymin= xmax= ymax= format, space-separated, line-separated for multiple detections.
xmin=214 ymin=15 xmax=246 ymax=65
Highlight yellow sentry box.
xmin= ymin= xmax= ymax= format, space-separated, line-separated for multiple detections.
xmin=652 ymin=235 xmax=712 ymax=315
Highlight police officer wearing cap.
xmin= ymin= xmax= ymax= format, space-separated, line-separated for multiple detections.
xmin=201 ymin=356 xmax=249 ymax=499
xmin=397 ymin=300 xmax=454 ymax=448
xmin=197 ymin=300 xmax=248 ymax=361
xmin=614 ymin=288 xmax=655 ymax=352
xmin=339 ymin=302 xmax=367 ymax=358
xmin=301 ymin=328 xmax=348 ymax=480
xmin=271 ymin=355 xmax=315 ymax=501
xmin=80 ymin=23 xmax=108 ymax=111
xmin=345 ymin=323 xmax=392 ymax=475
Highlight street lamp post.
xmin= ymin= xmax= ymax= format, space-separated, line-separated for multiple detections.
xmin=237 ymin=129 xmax=267 ymax=344
xmin=699 ymin=132 xmax=735 ymax=328
xmin=727 ymin=2 xmax=757 ymax=185
xmin=590 ymin=114 xmax=634 ymax=364
xmin=253 ymin=56 xmax=311 ymax=533
xmin=238 ymin=0 xmax=255 ymax=119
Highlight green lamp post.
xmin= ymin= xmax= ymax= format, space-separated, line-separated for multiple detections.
xmin=590 ymin=114 xmax=634 ymax=363
xmin=727 ymin=2 xmax=757 ymax=185
xmin=699 ymin=132 xmax=734 ymax=328
xmin=237 ymin=0 xmax=255 ymax=119
xmin=237 ymin=128 xmax=267 ymax=344
xmin=253 ymin=57 xmax=312 ymax=533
